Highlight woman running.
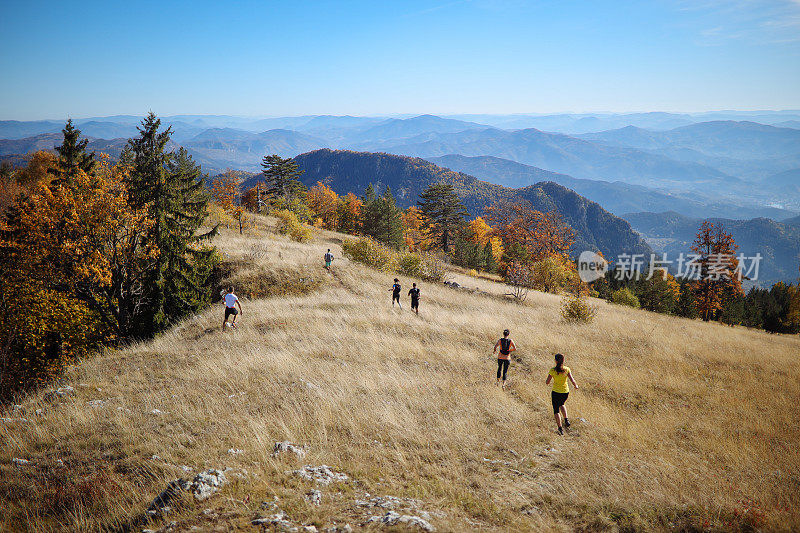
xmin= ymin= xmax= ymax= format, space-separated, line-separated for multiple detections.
xmin=492 ymin=329 xmax=516 ymax=389
xmin=546 ymin=353 xmax=578 ymax=435
xmin=390 ymin=278 xmax=402 ymax=308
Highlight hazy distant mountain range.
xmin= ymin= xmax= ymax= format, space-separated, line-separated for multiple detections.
xmin=290 ymin=149 xmax=651 ymax=261
xmin=578 ymin=121 xmax=800 ymax=180
xmin=3 ymin=112 xmax=798 ymax=213
xmin=426 ymin=154 xmax=792 ymax=220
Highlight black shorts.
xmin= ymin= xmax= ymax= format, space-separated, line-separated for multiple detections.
xmin=225 ymin=306 xmax=238 ymax=320
xmin=411 ymin=299 xmax=419 ymax=309
xmin=393 ymin=293 xmax=401 ymax=302
xmin=551 ymin=391 xmax=569 ymax=413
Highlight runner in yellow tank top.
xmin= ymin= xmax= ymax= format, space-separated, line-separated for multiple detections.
xmin=545 ymin=353 xmax=578 ymax=435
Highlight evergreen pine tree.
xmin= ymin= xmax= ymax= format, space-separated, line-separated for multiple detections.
xmin=483 ymin=241 xmax=496 ymax=273
xmin=122 ymin=113 xmax=216 ymax=336
xmin=49 ymin=119 xmax=95 ymax=186
xmin=417 ymin=183 xmax=467 ymax=251
xmin=163 ymin=147 xmax=219 ymax=318
xmin=676 ymin=278 xmax=699 ymax=318
xmin=360 ymin=184 xmax=381 ymax=240
xmin=377 ymin=187 xmax=404 ymax=248
xmin=260 ymin=154 xmax=306 ymax=202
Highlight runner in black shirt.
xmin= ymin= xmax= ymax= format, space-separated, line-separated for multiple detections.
xmin=408 ymin=283 xmax=420 ymax=314
xmin=390 ymin=278 xmax=402 ymax=308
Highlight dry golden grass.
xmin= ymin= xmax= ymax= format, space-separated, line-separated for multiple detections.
xmin=2 ymin=215 xmax=799 ymax=532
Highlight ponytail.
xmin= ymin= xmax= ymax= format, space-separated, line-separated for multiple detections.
xmin=554 ymin=353 xmax=565 ymax=374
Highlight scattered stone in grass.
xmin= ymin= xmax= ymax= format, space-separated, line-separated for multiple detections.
xmin=186 ymin=469 xmax=228 ymax=500
xmin=0 ymin=417 xmax=27 ymax=423
xmin=252 ymin=510 xmax=294 ymax=530
xmin=227 ymin=448 xmax=244 ymax=455
xmin=151 ymin=409 xmax=163 ymax=415
xmin=12 ymin=458 xmax=30 ymax=467
xmin=366 ymin=511 xmax=435 ymax=532
xmin=324 ymin=525 xmax=352 ymax=533
xmin=273 ymin=441 xmax=306 ymax=458
xmin=151 ymin=455 xmax=161 ymax=461
xmin=306 ymin=489 xmax=322 ymax=505
xmin=87 ymin=399 xmax=106 ymax=408
xmin=355 ymin=495 xmax=422 ymax=510
xmin=289 ymin=465 xmax=348 ymax=485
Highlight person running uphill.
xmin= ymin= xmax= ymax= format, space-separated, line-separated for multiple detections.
xmin=408 ymin=283 xmax=420 ymax=314
xmin=493 ymin=329 xmax=516 ymax=389
xmin=390 ymin=278 xmax=402 ymax=308
xmin=222 ymin=286 xmax=243 ymax=331
xmin=546 ymin=353 xmax=578 ymax=435
xmin=324 ymin=249 xmax=334 ymax=270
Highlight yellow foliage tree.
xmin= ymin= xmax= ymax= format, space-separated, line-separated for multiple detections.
xmin=402 ymin=206 xmax=432 ymax=251
xmin=467 ymin=216 xmax=493 ymax=245
xmin=306 ymin=181 xmax=340 ymax=230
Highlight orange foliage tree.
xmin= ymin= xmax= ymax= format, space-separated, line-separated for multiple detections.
xmin=306 ymin=181 xmax=340 ymax=230
xmin=485 ymin=199 xmax=574 ymax=267
xmin=210 ymin=170 xmax=250 ymax=234
xmin=0 ymin=157 xmax=155 ymax=399
xmin=336 ymin=192 xmax=362 ymax=234
xmin=401 ymin=206 xmax=432 ymax=251
xmin=690 ymin=220 xmax=743 ymax=321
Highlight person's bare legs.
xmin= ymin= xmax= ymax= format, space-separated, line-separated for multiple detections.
xmin=560 ymin=405 xmax=568 ymax=423
xmin=553 ymin=411 xmax=562 ymax=431
xmin=501 ymin=379 xmax=507 ymax=390
xmin=222 ymin=319 xmax=226 ymax=331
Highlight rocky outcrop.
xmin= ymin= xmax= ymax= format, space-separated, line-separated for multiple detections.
xmin=366 ymin=511 xmax=436 ymax=532
xmin=288 ymin=465 xmax=348 ymax=485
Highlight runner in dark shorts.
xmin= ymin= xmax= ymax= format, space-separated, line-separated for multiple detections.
xmin=222 ymin=286 xmax=243 ymax=331
xmin=390 ymin=278 xmax=402 ymax=308
xmin=492 ymin=329 xmax=516 ymax=390
xmin=546 ymin=353 xmax=579 ymax=435
xmin=408 ymin=283 xmax=420 ymax=314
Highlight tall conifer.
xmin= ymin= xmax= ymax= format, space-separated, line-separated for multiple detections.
xmin=49 ymin=119 xmax=95 ymax=186
xmin=417 ymin=183 xmax=467 ymax=251
xmin=122 ymin=113 xmax=216 ymax=335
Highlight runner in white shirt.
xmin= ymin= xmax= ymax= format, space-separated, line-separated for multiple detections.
xmin=222 ymin=286 xmax=243 ymax=330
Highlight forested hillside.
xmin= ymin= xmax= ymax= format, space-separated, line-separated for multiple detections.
xmin=292 ymin=149 xmax=651 ymax=259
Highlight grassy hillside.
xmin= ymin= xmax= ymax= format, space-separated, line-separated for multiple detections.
xmin=1 ymin=218 xmax=799 ymax=532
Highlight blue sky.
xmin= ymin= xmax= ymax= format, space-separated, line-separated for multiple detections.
xmin=1 ymin=0 xmax=799 ymax=119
